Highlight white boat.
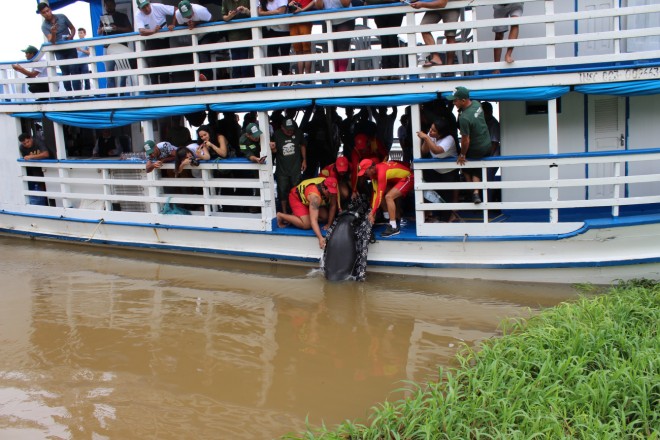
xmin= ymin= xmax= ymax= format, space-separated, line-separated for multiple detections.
xmin=1 ymin=0 xmax=659 ymax=284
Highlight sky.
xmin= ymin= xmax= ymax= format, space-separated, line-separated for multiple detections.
xmin=0 ymin=1 xmax=92 ymax=63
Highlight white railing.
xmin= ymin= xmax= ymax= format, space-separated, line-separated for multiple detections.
xmin=1 ymin=0 xmax=660 ymax=103
xmin=17 ymin=149 xmax=660 ymax=235
xmin=19 ymin=158 xmax=275 ymax=231
xmin=413 ymin=149 xmax=660 ymax=233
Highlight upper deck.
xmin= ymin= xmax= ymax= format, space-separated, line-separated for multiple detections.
xmin=1 ymin=0 xmax=659 ymax=111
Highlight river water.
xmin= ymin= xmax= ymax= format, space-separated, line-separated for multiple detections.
xmin=0 ymin=236 xmax=580 ymax=439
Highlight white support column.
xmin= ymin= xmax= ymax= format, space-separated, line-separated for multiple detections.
xmin=250 ymin=0 xmax=267 ymax=84
xmin=405 ymin=12 xmax=418 ymax=75
xmin=326 ymin=20 xmax=336 ymax=74
xmin=548 ymin=98 xmax=559 ymax=223
xmin=410 ymin=103 xmax=424 ymax=229
xmin=258 ymin=111 xmax=276 ymax=229
xmin=545 ymin=0 xmax=555 ymax=62
xmin=53 ymin=122 xmax=72 ymax=208
xmin=141 ymin=120 xmax=160 ymax=214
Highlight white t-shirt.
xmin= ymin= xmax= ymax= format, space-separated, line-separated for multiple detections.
xmin=429 ymin=134 xmax=457 ymax=174
xmin=265 ymin=0 xmax=288 ymax=32
xmin=136 ymin=3 xmax=176 ymax=32
xmin=175 ymin=4 xmax=212 ymax=24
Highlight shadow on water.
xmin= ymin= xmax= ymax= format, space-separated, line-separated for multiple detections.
xmin=0 ymin=236 xmax=585 ymax=439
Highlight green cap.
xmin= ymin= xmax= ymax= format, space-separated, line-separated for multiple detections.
xmin=246 ymin=123 xmax=262 ymax=137
xmin=143 ymin=140 xmax=156 ymax=155
xmin=136 ymin=0 xmax=150 ymax=9
xmin=21 ymin=45 xmax=39 ymax=54
xmin=448 ymin=86 xmax=470 ymax=100
xmin=178 ymin=0 xmax=193 ymax=18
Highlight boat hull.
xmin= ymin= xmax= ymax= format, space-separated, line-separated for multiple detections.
xmin=2 ymin=211 xmax=659 ymax=284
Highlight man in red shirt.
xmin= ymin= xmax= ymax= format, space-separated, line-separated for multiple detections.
xmin=320 ymin=156 xmax=351 ymax=202
xmin=357 ymin=159 xmax=413 ymax=237
xmin=276 ymin=177 xmax=339 ymax=249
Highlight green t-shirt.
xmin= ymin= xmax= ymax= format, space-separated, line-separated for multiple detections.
xmin=273 ymin=129 xmax=304 ymax=177
xmin=239 ymin=133 xmax=260 ymax=159
xmin=458 ymin=100 xmax=492 ymax=159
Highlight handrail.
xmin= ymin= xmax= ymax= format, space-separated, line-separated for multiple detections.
xmin=16 ymin=149 xmax=660 ymax=233
xmin=2 ymin=0 xmax=660 ymax=103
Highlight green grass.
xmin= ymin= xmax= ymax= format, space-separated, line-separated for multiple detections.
xmin=284 ymin=279 xmax=660 ymax=439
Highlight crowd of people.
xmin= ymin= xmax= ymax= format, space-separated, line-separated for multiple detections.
xmin=12 ymin=1 xmax=523 ymax=94
xmin=91 ymin=85 xmax=492 ymax=246
xmin=17 ymin=84 xmax=500 ymax=244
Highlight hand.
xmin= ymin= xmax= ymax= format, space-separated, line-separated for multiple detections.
xmin=301 ymin=159 xmax=307 ymax=172
xmin=368 ymin=211 xmax=375 ymax=224
xmin=457 ymin=154 xmax=466 ymax=166
xmin=416 ymin=130 xmax=427 ymax=139
xmin=318 ymin=236 xmax=326 ymax=249
xmin=411 ymin=2 xmax=422 ymax=8
xmin=187 ymin=21 xmax=195 ymax=30
xmin=154 ymin=160 xmax=163 ymax=169
xmin=167 ymin=24 xmax=175 ymax=31
xmin=258 ymin=156 xmax=267 ymax=164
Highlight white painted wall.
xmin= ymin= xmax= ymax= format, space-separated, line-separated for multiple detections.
xmin=474 ymin=1 xmax=577 ymax=63
xmin=500 ymin=92 xmax=587 ymax=203
xmin=627 ymin=95 xmax=660 ymax=197
xmin=0 ymin=114 xmax=28 ymax=210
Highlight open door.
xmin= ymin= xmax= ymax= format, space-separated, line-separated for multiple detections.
xmin=587 ymin=95 xmax=626 ymax=199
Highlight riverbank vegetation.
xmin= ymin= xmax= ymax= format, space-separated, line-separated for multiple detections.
xmin=286 ymin=279 xmax=660 ymax=439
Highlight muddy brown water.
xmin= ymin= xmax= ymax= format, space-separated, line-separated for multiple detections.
xmin=0 ymin=236 xmax=582 ymax=439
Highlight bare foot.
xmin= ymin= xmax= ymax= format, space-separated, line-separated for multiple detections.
xmin=276 ymin=213 xmax=288 ymax=228
xmin=505 ymin=54 xmax=515 ymax=64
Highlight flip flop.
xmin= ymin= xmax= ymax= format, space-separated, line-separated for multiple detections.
xmin=423 ymin=59 xmax=442 ymax=68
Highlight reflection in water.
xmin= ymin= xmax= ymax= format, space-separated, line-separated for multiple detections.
xmin=0 ymin=237 xmax=579 ymax=439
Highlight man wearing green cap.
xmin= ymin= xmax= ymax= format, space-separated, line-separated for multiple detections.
xmin=448 ymin=86 xmax=492 ymax=204
xmin=239 ymin=123 xmax=266 ymax=164
xmin=144 ymin=140 xmax=177 ymax=173
xmin=12 ymin=46 xmax=49 ymax=96
xmin=135 ymin=0 xmax=176 ymax=86
xmin=171 ymin=0 xmax=213 ymax=82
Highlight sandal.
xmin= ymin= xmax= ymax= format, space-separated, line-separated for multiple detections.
xmin=423 ymin=55 xmax=442 ymax=67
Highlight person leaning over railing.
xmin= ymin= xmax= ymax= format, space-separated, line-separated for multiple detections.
xmin=144 ymin=140 xmax=177 ymax=173
xmin=38 ymin=2 xmax=83 ymax=92
xmin=18 ymin=133 xmax=50 ymax=206
xmin=171 ymin=0 xmax=214 ymax=83
xmin=315 ymin=0 xmax=355 ymax=74
xmin=12 ymin=46 xmax=49 ymax=97
xmin=417 ymin=118 xmax=459 ymax=222
xmin=135 ymin=0 xmax=176 ymax=87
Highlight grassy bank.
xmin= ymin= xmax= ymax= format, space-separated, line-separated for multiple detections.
xmin=286 ymin=280 xmax=660 ymax=439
